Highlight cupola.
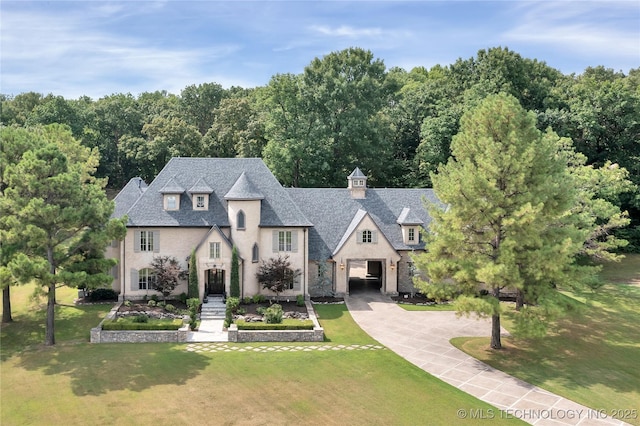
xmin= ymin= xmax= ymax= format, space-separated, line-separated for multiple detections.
xmin=347 ymin=167 xmax=367 ymax=199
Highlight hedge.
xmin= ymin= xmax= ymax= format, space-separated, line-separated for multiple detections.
xmin=235 ymin=319 xmax=314 ymax=330
xmin=102 ymin=318 xmax=184 ymax=330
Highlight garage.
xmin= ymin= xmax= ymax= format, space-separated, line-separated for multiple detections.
xmin=348 ymin=260 xmax=383 ymax=293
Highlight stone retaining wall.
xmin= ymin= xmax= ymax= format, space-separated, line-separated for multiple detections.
xmin=228 ymin=301 xmax=324 ymax=342
xmin=90 ymin=301 xmax=189 ymax=343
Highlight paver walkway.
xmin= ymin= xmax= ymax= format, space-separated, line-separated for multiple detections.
xmin=345 ymin=290 xmax=629 ymax=426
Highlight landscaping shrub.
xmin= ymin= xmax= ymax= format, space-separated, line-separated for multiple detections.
xmin=102 ymin=318 xmax=183 ymax=330
xmin=133 ymin=314 xmax=149 ymax=323
xmin=150 ymin=294 xmax=159 ymax=302
xmin=264 ymin=303 xmax=283 ymax=324
xmin=165 ymin=304 xmax=176 ymax=312
xmin=252 ymin=294 xmax=266 ymax=304
xmin=235 ymin=319 xmax=314 ymax=330
xmin=186 ymin=298 xmax=200 ymax=331
xmin=148 ymin=300 xmax=157 ymax=307
xmin=225 ymin=297 xmax=240 ymax=328
xmin=256 ymin=306 xmax=267 ymax=315
xmin=296 ymin=294 xmax=305 ymax=307
xmin=242 ymin=297 xmax=252 ymax=305
xmin=178 ymin=292 xmax=188 ymax=304
xmin=124 ymin=300 xmax=133 ymax=307
xmin=87 ymin=288 xmax=118 ymax=302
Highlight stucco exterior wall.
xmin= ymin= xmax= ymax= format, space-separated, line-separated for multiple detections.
xmin=119 ymin=227 xmax=208 ymax=300
xmin=333 ymin=215 xmax=401 ymax=295
xmin=255 ymin=227 xmax=308 ymax=298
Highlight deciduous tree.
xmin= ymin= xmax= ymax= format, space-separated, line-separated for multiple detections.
xmin=256 ymin=255 xmax=300 ymax=301
xmin=150 ymin=256 xmax=184 ymax=302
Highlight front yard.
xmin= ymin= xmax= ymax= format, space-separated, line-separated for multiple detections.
xmin=452 ymin=254 xmax=640 ymax=426
xmin=0 ymin=284 xmax=521 ymax=425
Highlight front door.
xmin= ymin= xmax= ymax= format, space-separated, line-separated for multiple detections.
xmin=207 ymin=269 xmax=225 ymax=295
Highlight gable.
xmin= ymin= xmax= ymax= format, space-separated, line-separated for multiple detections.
xmin=332 ymin=211 xmax=399 ymax=261
xmin=287 ymin=187 xmax=439 ymax=260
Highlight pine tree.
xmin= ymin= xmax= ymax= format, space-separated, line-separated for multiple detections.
xmin=414 ymin=93 xmax=583 ymax=349
xmin=1 ymin=124 xmax=126 ymax=345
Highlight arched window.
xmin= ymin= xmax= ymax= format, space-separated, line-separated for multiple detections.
xmin=252 ymin=243 xmax=259 ymax=263
xmin=237 ymin=210 xmax=245 ymax=229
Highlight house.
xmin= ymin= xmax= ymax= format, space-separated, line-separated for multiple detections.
xmin=106 ymin=158 xmax=439 ymax=301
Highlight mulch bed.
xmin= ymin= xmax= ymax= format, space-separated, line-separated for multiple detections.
xmin=392 ymin=293 xmax=438 ymax=304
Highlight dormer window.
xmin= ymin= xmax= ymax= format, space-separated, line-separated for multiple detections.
xmin=193 ymin=194 xmax=209 ymax=210
xmin=160 ymin=177 xmax=185 ymax=211
xmin=188 ymin=178 xmax=213 ymax=211
xmin=164 ymin=194 xmax=180 ymax=210
xmin=402 ymin=226 xmax=420 ymax=245
xmin=408 ymin=227 xmax=416 ymax=243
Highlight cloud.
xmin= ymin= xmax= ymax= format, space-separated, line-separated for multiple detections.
xmin=310 ymin=25 xmax=384 ymax=38
xmin=0 ymin=4 xmax=243 ymax=98
xmin=502 ymin=1 xmax=640 ymax=61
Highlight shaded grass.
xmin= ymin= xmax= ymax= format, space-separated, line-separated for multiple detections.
xmin=1 ymin=291 xmax=523 ymax=425
xmin=0 ymin=285 xmax=112 ymax=360
xmin=397 ymin=302 xmax=456 ymax=311
xmin=452 ymin=255 xmax=640 ymax=425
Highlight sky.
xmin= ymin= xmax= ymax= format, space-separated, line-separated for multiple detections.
xmin=1 ymin=1 xmax=639 ymax=100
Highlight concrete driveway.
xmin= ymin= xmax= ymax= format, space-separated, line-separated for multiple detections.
xmin=345 ymin=290 xmax=628 ymax=426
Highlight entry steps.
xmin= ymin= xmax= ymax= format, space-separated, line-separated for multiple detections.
xmin=200 ymin=296 xmax=226 ymax=320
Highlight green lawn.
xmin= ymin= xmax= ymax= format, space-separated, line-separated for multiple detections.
xmin=397 ymin=302 xmax=456 ymax=311
xmin=1 ymin=285 xmax=522 ymax=425
xmin=452 ymin=254 xmax=640 ymax=426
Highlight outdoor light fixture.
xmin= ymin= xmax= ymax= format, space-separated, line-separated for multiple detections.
xmin=390 ymin=259 xmax=395 ymax=270
xmin=340 ymin=259 xmax=345 ymax=270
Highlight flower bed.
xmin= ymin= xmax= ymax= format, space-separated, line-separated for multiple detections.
xmin=90 ymin=302 xmax=189 ymax=343
xmin=235 ymin=319 xmax=314 ymax=330
xmin=102 ymin=317 xmax=184 ymax=330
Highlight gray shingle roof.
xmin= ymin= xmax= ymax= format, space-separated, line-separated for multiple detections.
xmin=159 ymin=177 xmax=185 ymax=193
xmin=397 ymin=207 xmax=424 ymax=225
xmin=188 ymin=178 xmax=213 ymax=194
xmin=116 ymin=158 xmax=312 ymax=228
xmin=286 ymin=187 xmax=441 ymax=260
xmin=225 ymin=172 xmax=265 ymax=200
xmin=112 ymin=177 xmax=147 ymax=218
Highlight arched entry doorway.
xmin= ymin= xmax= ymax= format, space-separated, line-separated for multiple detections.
xmin=206 ymin=269 xmax=225 ymax=295
xmin=348 ymin=260 xmax=383 ymax=293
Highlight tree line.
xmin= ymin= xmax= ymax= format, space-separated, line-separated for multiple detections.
xmin=2 ymin=46 xmax=639 ymax=249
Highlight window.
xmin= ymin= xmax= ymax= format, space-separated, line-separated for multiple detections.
xmin=196 ymin=195 xmax=205 ymax=208
xmin=357 ymin=229 xmax=377 ymax=244
xmin=354 ymin=179 xmax=364 ymax=187
xmin=408 ymin=228 xmax=416 ymax=243
xmin=166 ymin=195 xmax=177 ymax=210
xmin=138 ymin=268 xmax=156 ymax=290
xmin=135 ymin=230 xmax=159 ymax=253
xmin=209 ymin=242 xmax=221 ymax=259
xmin=286 ymin=274 xmax=301 ymax=291
xmin=272 ymin=230 xmax=298 ymax=253
xmin=252 ymin=243 xmax=259 ymax=263
xmin=279 ymin=231 xmax=292 ymax=251
xmin=140 ymin=230 xmax=154 ymax=251
xmin=237 ymin=210 xmax=245 ymax=229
